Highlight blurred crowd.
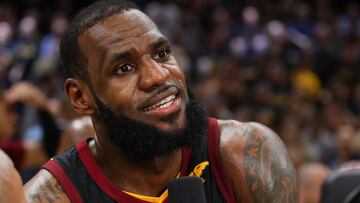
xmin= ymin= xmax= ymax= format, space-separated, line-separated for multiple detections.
xmin=0 ymin=0 xmax=360 ymax=202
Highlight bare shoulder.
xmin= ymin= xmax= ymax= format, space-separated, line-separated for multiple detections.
xmin=24 ymin=169 xmax=70 ymax=203
xmin=217 ymin=119 xmax=299 ymax=203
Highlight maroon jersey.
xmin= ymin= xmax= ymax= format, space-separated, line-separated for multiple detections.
xmin=42 ymin=118 xmax=236 ymax=203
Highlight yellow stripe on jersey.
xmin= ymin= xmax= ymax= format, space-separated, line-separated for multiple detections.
xmin=189 ymin=161 xmax=209 ymax=178
xmin=123 ymin=173 xmax=181 ymax=203
xmin=123 ymin=161 xmax=209 ymax=203
xmin=123 ymin=190 xmax=168 ymax=203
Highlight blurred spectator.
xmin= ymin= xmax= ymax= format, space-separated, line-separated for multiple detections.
xmin=38 ymin=13 xmax=68 ymax=60
xmin=288 ymin=2 xmax=315 ymax=37
xmin=0 ymin=21 xmax=15 ymax=86
xmin=336 ymin=2 xmax=360 ymax=38
xmin=0 ymin=82 xmax=61 ymax=171
xmin=299 ymin=163 xmax=330 ymax=203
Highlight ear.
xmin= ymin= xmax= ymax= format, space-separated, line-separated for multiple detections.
xmin=64 ymin=78 xmax=95 ymax=116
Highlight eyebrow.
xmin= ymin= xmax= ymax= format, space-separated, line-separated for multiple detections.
xmin=150 ymin=37 xmax=170 ymax=50
xmin=111 ymin=49 xmax=134 ymax=64
xmin=110 ymin=37 xmax=170 ymax=63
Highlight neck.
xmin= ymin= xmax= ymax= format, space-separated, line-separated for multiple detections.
xmin=90 ymin=135 xmax=182 ymax=196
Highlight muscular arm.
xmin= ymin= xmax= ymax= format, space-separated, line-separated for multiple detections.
xmin=24 ymin=169 xmax=70 ymax=203
xmin=218 ymin=120 xmax=298 ymax=203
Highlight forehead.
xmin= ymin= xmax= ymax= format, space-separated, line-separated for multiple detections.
xmin=78 ymin=9 xmax=160 ymax=54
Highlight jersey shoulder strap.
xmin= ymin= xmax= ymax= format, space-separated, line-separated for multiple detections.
xmin=42 ymin=158 xmax=83 ymax=203
xmin=207 ymin=117 xmax=237 ymax=203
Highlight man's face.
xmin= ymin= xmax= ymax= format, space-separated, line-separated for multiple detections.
xmin=78 ymin=9 xmax=188 ymax=132
xmin=75 ymin=10 xmax=208 ymax=158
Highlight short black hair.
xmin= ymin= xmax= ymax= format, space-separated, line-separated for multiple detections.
xmin=60 ymin=0 xmax=139 ymax=82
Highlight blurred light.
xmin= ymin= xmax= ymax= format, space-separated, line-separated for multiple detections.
xmin=267 ymin=20 xmax=286 ymax=38
xmin=0 ymin=22 xmax=12 ymax=45
xmin=19 ymin=16 xmax=37 ymax=38
xmin=253 ymin=34 xmax=269 ymax=54
xmin=229 ymin=37 xmax=246 ymax=56
xmin=242 ymin=6 xmax=259 ymax=26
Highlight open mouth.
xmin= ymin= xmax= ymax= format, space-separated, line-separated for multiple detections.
xmin=139 ymin=85 xmax=183 ymax=118
xmin=141 ymin=93 xmax=182 ymax=119
xmin=143 ymin=94 xmax=177 ymax=112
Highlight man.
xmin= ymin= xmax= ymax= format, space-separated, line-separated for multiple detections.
xmin=24 ymin=0 xmax=298 ymax=202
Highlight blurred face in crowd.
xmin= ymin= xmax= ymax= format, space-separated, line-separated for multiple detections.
xmin=0 ymin=99 xmax=17 ymax=139
xmin=76 ymin=9 xmax=207 ymax=158
xmin=299 ymin=164 xmax=329 ymax=203
xmin=0 ymin=22 xmax=13 ymax=45
xmin=51 ymin=15 xmax=69 ymax=36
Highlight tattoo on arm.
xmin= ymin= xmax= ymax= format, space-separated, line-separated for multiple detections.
xmin=242 ymin=124 xmax=298 ymax=203
xmin=28 ymin=178 xmax=65 ymax=203
xmin=54 ymin=181 xmax=63 ymax=192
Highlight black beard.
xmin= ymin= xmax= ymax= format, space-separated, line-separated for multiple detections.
xmin=94 ymin=89 xmax=208 ymax=160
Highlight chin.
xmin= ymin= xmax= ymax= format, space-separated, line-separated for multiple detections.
xmin=153 ymin=109 xmax=186 ymax=132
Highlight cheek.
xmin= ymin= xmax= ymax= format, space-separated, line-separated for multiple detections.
xmin=106 ymin=78 xmax=138 ymax=112
xmin=165 ymin=60 xmax=186 ymax=81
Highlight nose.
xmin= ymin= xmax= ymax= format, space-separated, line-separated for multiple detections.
xmin=139 ymin=57 xmax=170 ymax=91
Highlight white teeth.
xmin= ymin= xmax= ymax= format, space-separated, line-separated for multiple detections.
xmin=144 ymin=95 xmax=176 ymax=112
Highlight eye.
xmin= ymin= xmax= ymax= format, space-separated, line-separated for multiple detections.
xmin=154 ymin=49 xmax=170 ymax=60
xmin=114 ymin=63 xmax=135 ymax=74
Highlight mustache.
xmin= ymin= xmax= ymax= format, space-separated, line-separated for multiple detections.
xmin=146 ymin=80 xmax=183 ymax=97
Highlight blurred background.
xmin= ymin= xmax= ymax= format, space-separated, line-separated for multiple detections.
xmin=0 ymin=0 xmax=360 ymax=202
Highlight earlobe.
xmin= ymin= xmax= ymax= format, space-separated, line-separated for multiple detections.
xmin=64 ymin=78 xmax=95 ymax=115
